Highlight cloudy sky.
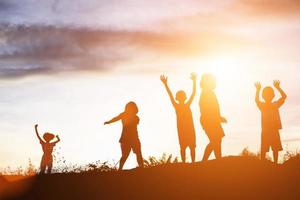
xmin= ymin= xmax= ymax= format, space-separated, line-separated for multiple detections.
xmin=0 ymin=0 xmax=300 ymax=170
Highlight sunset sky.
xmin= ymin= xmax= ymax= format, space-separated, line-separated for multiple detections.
xmin=0 ymin=0 xmax=300 ymax=170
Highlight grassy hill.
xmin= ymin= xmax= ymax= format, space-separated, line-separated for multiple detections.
xmin=2 ymin=156 xmax=300 ymax=200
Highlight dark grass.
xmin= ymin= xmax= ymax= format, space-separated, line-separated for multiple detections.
xmin=2 ymin=155 xmax=300 ymax=200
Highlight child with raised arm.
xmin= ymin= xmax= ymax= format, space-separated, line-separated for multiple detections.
xmin=160 ymin=73 xmax=197 ymax=163
xmin=255 ymin=80 xmax=287 ymax=164
xmin=35 ymin=124 xmax=60 ymax=174
xmin=104 ymin=101 xmax=144 ymax=170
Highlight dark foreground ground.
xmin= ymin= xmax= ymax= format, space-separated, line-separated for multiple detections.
xmin=1 ymin=156 xmax=300 ymax=200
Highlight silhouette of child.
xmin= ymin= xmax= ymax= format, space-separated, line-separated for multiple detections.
xmin=160 ymin=73 xmax=197 ymax=163
xmin=104 ymin=102 xmax=144 ymax=170
xmin=255 ymin=80 xmax=287 ymax=164
xmin=199 ymin=74 xmax=227 ymax=161
xmin=35 ymin=124 xmax=60 ymax=174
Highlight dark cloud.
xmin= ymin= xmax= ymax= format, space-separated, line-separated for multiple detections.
xmin=0 ymin=24 xmax=132 ymax=78
xmin=0 ymin=23 xmax=252 ymax=78
xmin=1 ymin=0 xmax=298 ymax=79
xmin=0 ymin=64 xmax=54 ymax=78
xmin=0 ymin=24 xmax=202 ymax=78
xmin=0 ymin=1 xmax=15 ymax=12
xmin=0 ymin=0 xmax=222 ymax=30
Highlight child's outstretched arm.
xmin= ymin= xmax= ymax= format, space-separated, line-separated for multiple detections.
xmin=274 ymin=80 xmax=287 ymax=107
xmin=52 ymin=135 xmax=60 ymax=145
xmin=160 ymin=75 xmax=176 ymax=107
xmin=34 ymin=124 xmax=44 ymax=143
xmin=187 ymin=73 xmax=197 ymax=106
xmin=255 ymin=82 xmax=262 ymax=107
xmin=104 ymin=114 xmax=122 ymax=125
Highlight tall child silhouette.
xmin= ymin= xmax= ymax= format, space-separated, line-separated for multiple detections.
xmin=104 ymin=102 xmax=144 ymax=170
xmin=35 ymin=124 xmax=60 ymax=174
xmin=255 ymin=80 xmax=287 ymax=164
xmin=199 ymin=74 xmax=227 ymax=161
xmin=160 ymin=73 xmax=197 ymax=163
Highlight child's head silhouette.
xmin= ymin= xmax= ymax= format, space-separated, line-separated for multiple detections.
xmin=125 ymin=101 xmax=138 ymax=114
xmin=43 ymin=133 xmax=55 ymax=143
xmin=176 ymin=90 xmax=187 ymax=103
xmin=262 ymin=86 xmax=275 ymax=102
xmin=200 ymin=74 xmax=216 ymax=90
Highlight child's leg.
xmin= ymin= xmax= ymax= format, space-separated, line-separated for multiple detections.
xmin=261 ymin=151 xmax=266 ymax=160
xmin=133 ymin=141 xmax=144 ymax=168
xmin=40 ymin=165 xmax=46 ymax=174
xmin=135 ymin=150 xmax=144 ymax=168
xmin=136 ymin=154 xmax=144 ymax=168
xmin=180 ymin=147 xmax=187 ymax=163
xmin=202 ymin=143 xmax=213 ymax=161
xmin=272 ymin=130 xmax=282 ymax=164
xmin=213 ymin=139 xmax=222 ymax=159
xmin=190 ymin=147 xmax=195 ymax=163
xmin=47 ymin=163 xmax=53 ymax=174
xmin=273 ymin=150 xmax=279 ymax=164
xmin=40 ymin=156 xmax=46 ymax=174
xmin=261 ymin=133 xmax=268 ymax=160
xmin=119 ymin=143 xmax=131 ymax=170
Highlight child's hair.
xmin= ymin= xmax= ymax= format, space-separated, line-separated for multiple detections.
xmin=176 ymin=90 xmax=187 ymax=102
xmin=43 ymin=133 xmax=55 ymax=142
xmin=125 ymin=101 xmax=138 ymax=114
xmin=262 ymin=86 xmax=275 ymax=102
xmin=200 ymin=74 xmax=216 ymax=90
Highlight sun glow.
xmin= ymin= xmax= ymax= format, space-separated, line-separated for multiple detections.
xmin=199 ymin=56 xmax=250 ymax=82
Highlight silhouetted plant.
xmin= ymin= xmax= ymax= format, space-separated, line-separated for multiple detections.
xmin=283 ymin=150 xmax=300 ymax=162
xmin=239 ymin=147 xmax=259 ymax=158
xmin=144 ymin=153 xmax=178 ymax=167
xmin=51 ymin=160 xmax=118 ymax=173
xmin=25 ymin=159 xmax=37 ymax=176
xmin=86 ymin=161 xmax=118 ymax=172
xmin=53 ymin=146 xmax=68 ymax=172
xmin=239 ymin=147 xmax=273 ymax=161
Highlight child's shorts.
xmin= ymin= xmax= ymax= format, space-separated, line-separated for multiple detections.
xmin=203 ymin=125 xmax=225 ymax=144
xmin=120 ymin=140 xmax=142 ymax=155
xmin=261 ymin=129 xmax=283 ymax=152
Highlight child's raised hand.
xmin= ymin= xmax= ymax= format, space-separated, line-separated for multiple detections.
xmin=273 ymin=80 xmax=281 ymax=89
xmin=35 ymin=124 xmax=38 ymax=128
xmin=255 ymin=82 xmax=261 ymax=90
xmin=104 ymin=121 xmax=109 ymax=125
xmin=190 ymin=72 xmax=197 ymax=81
xmin=160 ymin=75 xmax=168 ymax=85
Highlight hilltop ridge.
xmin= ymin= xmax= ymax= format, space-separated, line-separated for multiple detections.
xmin=2 ymin=156 xmax=300 ymax=200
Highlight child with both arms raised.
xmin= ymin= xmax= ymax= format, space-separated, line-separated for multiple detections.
xmin=255 ymin=80 xmax=287 ymax=164
xmin=160 ymin=73 xmax=197 ymax=163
